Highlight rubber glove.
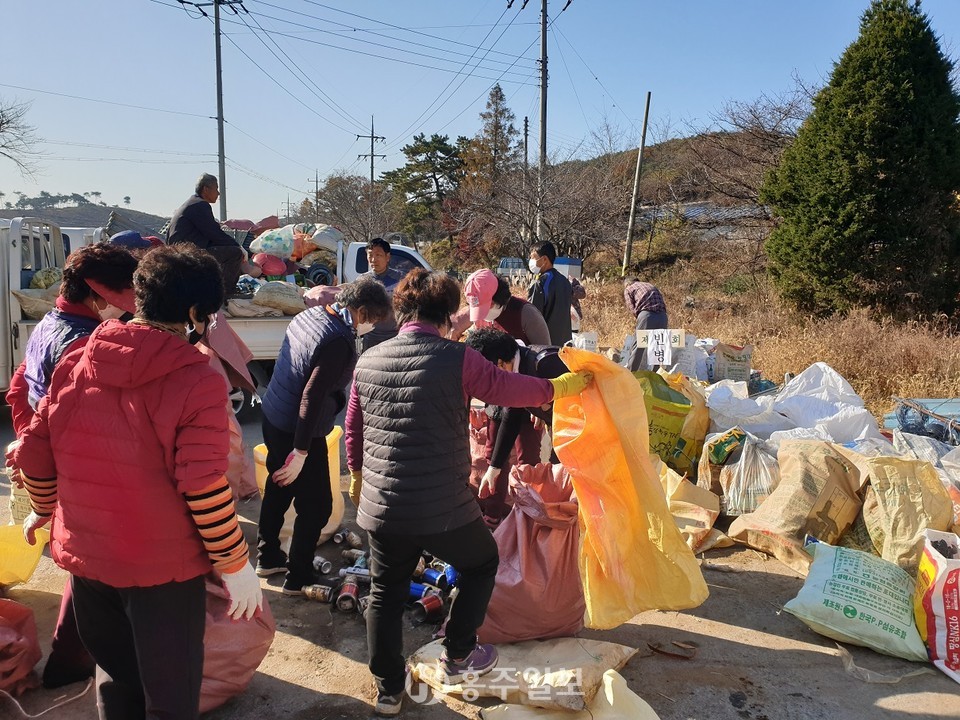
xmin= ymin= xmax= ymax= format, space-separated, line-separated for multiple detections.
xmin=348 ymin=469 xmax=363 ymax=508
xmin=22 ymin=511 xmax=51 ymax=546
xmin=273 ymin=449 xmax=307 ymax=487
xmin=5 ymin=440 xmax=23 ymax=487
xmin=220 ymin=563 xmax=264 ymax=621
xmin=479 ymin=466 xmax=500 ymax=499
xmin=548 ymin=371 xmax=593 ymax=399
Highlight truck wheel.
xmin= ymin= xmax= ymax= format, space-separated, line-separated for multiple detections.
xmin=305 ymin=262 xmax=334 ymax=286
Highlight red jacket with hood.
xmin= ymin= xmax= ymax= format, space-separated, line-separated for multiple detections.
xmin=16 ymin=320 xmax=231 ymax=588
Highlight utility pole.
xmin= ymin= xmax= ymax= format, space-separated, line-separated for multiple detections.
xmin=523 ymin=116 xmax=530 ymax=243
xmin=180 ymin=0 xmax=243 ymax=221
xmin=536 ymin=0 xmax=548 ymax=242
xmin=622 ymin=91 xmax=652 ymax=276
xmin=357 ymin=115 xmax=386 ymax=239
xmin=307 ymin=170 xmax=320 ymax=222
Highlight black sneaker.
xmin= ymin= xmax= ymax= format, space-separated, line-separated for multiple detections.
xmin=374 ymin=692 xmax=403 ymax=716
xmin=255 ymin=555 xmax=287 ymax=578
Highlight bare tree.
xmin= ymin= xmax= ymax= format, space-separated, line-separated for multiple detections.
xmin=0 ymin=99 xmax=40 ymax=176
xmin=315 ymin=172 xmax=400 ymax=244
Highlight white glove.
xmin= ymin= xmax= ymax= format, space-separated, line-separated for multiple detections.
xmin=22 ymin=511 xmax=51 ymax=545
xmin=220 ymin=563 xmax=263 ymax=621
xmin=479 ymin=466 xmax=500 ymax=499
xmin=273 ymin=449 xmax=307 ymax=487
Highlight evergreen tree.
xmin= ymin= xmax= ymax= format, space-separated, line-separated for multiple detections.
xmin=381 ymin=133 xmax=463 ymax=240
xmin=461 ymin=84 xmax=521 ymax=192
xmin=761 ymin=0 xmax=960 ymax=316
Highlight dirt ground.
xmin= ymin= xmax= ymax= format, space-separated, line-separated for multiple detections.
xmin=3 ymin=406 xmax=960 ymax=720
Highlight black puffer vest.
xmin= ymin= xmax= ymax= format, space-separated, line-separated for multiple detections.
xmin=261 ymin=306 xmax=355 ymax=435
xmin=354 ymin=332 xmax=479 ymax=535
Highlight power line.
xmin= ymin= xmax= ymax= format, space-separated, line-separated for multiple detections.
xmin=231 ymin=11 xmax=535 ymax=84
xmin=0 ymin=82 xmax=212 ymax=119
xmin=384 ymin=5 xmax=529 ymax=153
xmin=42 ymin=139 xmax=217 ymax=158
xmin=237 ymin=8 xmax=369 ymax=133
xmin=254 ymin=1 xmax=535 ymax=69
xmin=295 ymin=0 xmax=534 ymax=62
xmin=551 ymin=29 xmax=589 ymax=128
xmin=223 ymin=120 xmax=314 ymax=171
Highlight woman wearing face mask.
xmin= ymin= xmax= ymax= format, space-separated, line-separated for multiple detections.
xmin=450 ymin=269 xmax=551 ymax=344
xmin=256 ymin=277 xmax=391 ymax=594
xmin=345 ymin=269 xmax=592 ymax=716
xmin=5 ymin=242 xmax=138 ymax=689
xmin=13 ymin=245 xmax=262 ymax=719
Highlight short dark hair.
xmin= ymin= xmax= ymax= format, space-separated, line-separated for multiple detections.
xmin=492 ymin=276 xmax=511 ymax=306
xmin=195 ymin=173 xmax=218 ymax=195
xmin=393 ymin=269 xmax=460 ymax=327
xmin=623 ymin=275 xmax=639 ymax=285
xmin=134 ymin=245 xmax=223 ymax=323
xmin=366 ymin=237 xmax=390 ymax=255
xmin=532 ymin=241 xmax=556 ymax=263
xmin=336 ymin=276 xmax=391 ymax=323
xmin=61 ymin=242 xmax=139 ymax=304
xmin=465 ymin=327 xmax=518 ymax=365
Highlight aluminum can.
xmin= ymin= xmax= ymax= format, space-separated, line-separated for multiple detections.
xmin=337 ymin=575 xmax=360 ymax=612
xmin=444 ymin=565 xmax=459 ymax=589
xmin=303 ymin=582 xmax=337 ymax=603
xmin=312 ymin=557 xmax=333 ymax=575
xmin=343 ymin=530 xmax=364 ymax=550
xmin=411 ymin=593 xmax=444 ymax=624
xmin=421 ymin=567 xmax=447 ymax=590
xmin=409 ymin=582 xmax=430 ymax=600
xmin=341 ymin=549 xmax=365 ymax=563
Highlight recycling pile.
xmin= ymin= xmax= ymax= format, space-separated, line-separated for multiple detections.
xmin=636 ymin=341 xmax=960 ymax=683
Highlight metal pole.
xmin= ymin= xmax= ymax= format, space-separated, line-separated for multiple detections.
xmin=536 ymin=0 xmax=547 ymax=242
xmin=214 ymin=0 xmax=227 ymax=221
xmin=622 ymin=91 xmax=652 ymax=276
xmin=523 ymin=116 xmax=529 ymax=243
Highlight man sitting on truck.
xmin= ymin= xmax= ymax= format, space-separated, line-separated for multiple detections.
xmin=167 ymin=173 xmax=246 ymax=297
xmin=358 ymin=237 xmax=403 ymax=353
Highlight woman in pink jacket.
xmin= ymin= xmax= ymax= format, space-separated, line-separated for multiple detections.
xmin=14 ymin=245 xmax=262 ymax=720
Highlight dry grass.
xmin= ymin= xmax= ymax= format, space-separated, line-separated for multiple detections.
xmin=580 ymin=252 xmax=960 ymax=421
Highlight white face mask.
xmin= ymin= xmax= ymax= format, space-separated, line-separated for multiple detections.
xmin=528 ymin=258 xmax=540 ymax=273
xmin=485 ymin=305 xmax=502 ymax=322
xmin=356 ymin=322 xmax=375 ymax=336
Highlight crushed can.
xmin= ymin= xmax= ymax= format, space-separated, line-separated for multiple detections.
xmin=342 ymin=530 xmax=364 ymax=550
xmin=341 ymin=548 xmax=365 ymax=564
xmin=303 ymin=582 xmax=338 ymax=603
xmin=412 ymin=556 xmax=427 ymax=578
xmin=358 ymin=594 xmax=372 ymax=618
xmin=444 ymin=565 xmax=459 ymax=589
xmin=409 ymin=582 xmax=430 ymax=600
xmin=411 ymin=593 xmax=444 ymax=625
xmin=312 ymin=556 xmax=333 ymax=575
xmin=420 ymin=567 xmax=447 ymax=590
xmin=339 ymin=566 xmax=372 ymax=583
xmin=337 ymin=574 xmax=360 ymax=612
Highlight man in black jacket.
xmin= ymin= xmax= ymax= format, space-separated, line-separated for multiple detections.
xmin=527 ymin=241 xmax=573 ymax=346
xmin=167 ymin=173 xmax=245 ymax=296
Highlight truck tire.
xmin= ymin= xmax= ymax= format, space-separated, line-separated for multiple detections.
xmin=305 ymin=262 xmax=334 ymax=287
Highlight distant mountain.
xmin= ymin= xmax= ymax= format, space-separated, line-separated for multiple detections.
xmin=0 ymin=206 xmax=167 ymax=234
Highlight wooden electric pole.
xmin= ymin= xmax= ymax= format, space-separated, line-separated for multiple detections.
xmin=622 ymin=91 xmax=652 ymax=276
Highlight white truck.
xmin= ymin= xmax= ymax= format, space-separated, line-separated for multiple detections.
xmin=0 ymin=217 xmax=432 ymax=417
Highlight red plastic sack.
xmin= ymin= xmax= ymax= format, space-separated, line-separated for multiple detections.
xmin=478 ymin=463 xmax=585 ymax=644
xmin=199 ymin=577 xmax=276 ymax=713
xmin=0 ymin=599 xmax=41 ymax=696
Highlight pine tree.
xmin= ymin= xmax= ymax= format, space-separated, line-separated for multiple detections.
xmin=761 ymin=0 xmax=960 ymax=316
xmin=461 ymin=84 xmax=521 ymax=192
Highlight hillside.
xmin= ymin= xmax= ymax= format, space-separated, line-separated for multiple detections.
xmin=0 ymin=206 xmax=167 ymax=234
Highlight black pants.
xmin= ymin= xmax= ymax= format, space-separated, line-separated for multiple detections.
xmin=257 ymin=417 xmax=333 ymax=584
xmin=205 ymin=244 xmax=243 ymax=296
xmin=366 ymin=518 xmax=499 ymax=695
xmin=71 ymin=574 xmax=206 ymax=720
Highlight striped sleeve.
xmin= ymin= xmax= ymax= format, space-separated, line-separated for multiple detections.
xmin=22 ymin=473 xmax=58 ymax=516
xmin=183 ymin=476 xmax=249 ymax=574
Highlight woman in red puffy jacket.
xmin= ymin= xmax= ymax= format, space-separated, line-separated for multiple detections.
xmin=13 ymin=245 xmax=262 ymax=720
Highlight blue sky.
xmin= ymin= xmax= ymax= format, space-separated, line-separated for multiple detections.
xmin=2 ymin=0 xmax=959 ymax=221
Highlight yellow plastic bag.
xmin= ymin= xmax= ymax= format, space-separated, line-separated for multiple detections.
xmin=554 ymin=348 xmax=708 ymax=629
xmin=659 ymin=370 xmax=709 ymax=475
xmin=0 ymin=525 xmax=49 ymax=587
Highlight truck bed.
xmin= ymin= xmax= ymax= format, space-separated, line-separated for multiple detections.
xmin=223 ymin=316 xmax=292 ymax=361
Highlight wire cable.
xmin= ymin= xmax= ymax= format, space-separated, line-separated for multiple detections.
xmin=0 ymin=83 xmax=211 ymax=119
